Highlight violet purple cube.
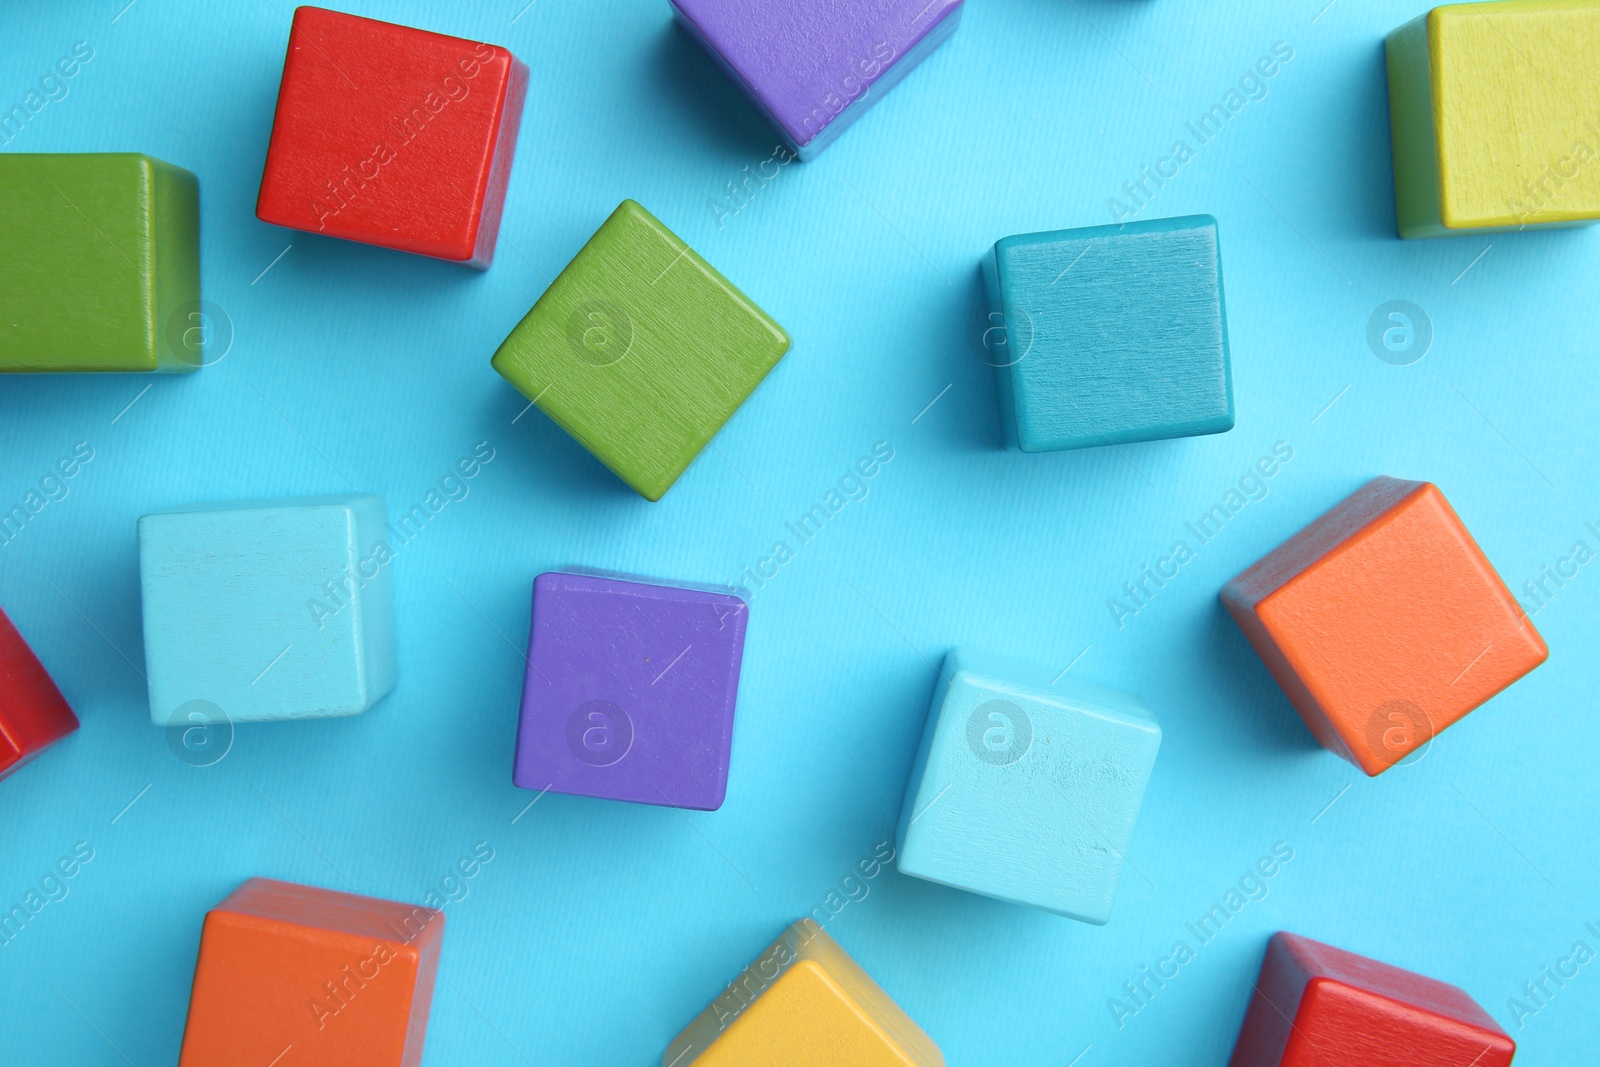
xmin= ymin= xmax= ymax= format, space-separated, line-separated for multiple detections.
xmin=512 ymin=572 xmax=749 ymax=810
xmin=670 ymin=0 xmax=966 ymax=160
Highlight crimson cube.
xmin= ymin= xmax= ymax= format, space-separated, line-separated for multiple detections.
xmin=0 ymin=606 xmax=79 ymax=782
xmin=1229 ymin=932 xmax=1514 ymax=1067
xmin=256 ymin=7 xmax=527 ymax=268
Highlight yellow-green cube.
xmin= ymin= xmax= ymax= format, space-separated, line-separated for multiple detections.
xmin=0 ymin=153 xmax=201 ymax=372
xmin=490 ymin=200 xmax=790 ymax=501
xmin=1386 ymin=0 xmax=1600 ymax=238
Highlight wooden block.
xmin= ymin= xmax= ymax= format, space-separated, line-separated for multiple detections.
xmin=0 ymin=153 xmax=199 ymax=373
xmin=894 ymin=649 xmax=1161 ymax=923
xmin=664 ymin=919 xmax=943 ymax=1066
xmin=513 ymin=572 xmax=748 ymax=810
xmin=178 ymin=877 xmax=444 ymax=1067
xmin=1387 ymin=1 xmax=1600 ymax=238
xmin=138 ymin=496 xmax=397 ymax=725
xmin=1222 ymin=477 xmax=1546 ymax=775
xmin=670 ymin=0 xmax=964 ymax=160
xmin=491 ymin=200 xmax=790 ymax=500
xmin=983 ymin=215 xmax=1234 ymax=452
xmin=0 ymin=606 xmax=79 ymax=781
xmin=256 ymin=6 xmax=527 ymax=267
xmin=1229 ymin=932 xmax=1514 ymax=1066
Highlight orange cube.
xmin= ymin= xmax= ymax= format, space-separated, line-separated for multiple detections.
xmin=178 ymin=878 xmax=444 ymax=1067
xmin=1222 ymin=477 xmax=1545 ymax=775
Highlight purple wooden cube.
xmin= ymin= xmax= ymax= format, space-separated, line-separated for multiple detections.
xmin=671 ymin=0 xmax=965 ymax=160
xmin=512 ymin=572 xmax=749 ymax=810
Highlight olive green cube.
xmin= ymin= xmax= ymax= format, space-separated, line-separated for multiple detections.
xmin=491 ymin=200 xmax=790 ymax=501
xmin=0 ymin=153 xmax=201 ymax=373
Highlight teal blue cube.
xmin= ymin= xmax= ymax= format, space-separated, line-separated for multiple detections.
xmin=983 ymin=214 xmax=1234 ymax=452
xmin=138 ymin=496 xmax=397 ymax=726
xmin=895 ymin=649 xmax=1161 ymax=923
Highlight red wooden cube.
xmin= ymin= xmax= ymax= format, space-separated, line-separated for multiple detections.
xmin=0 ymin=605 xmax=79 ymax=782
xmin=256 ymin=6 xmax=528 ymax=268
xmin=1229 ymin=932 xmax=1514 ymax=1067
xmin=179 ymin=877 xmax=445 ymax=1067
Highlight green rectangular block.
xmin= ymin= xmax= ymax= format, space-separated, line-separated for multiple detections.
xmin=490 ymin=200 xmax=790 ymax=501
xmin=0 ymin=153 xmax=201 ymax=373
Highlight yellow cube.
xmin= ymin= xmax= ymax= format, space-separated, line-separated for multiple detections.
xmin=663 ymin=921 xmax=943 ymax=1067
xmin=1386 ymin=0 xmax=1600 ymax=237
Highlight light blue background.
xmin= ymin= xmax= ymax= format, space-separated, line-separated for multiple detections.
xmin=2 ymin=1 xmax=1597 ymax=1064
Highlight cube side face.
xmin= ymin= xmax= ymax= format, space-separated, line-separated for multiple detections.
xmin=179 ymin=902 xmax=436 ymax=1067
xmin=513 ymin=572 xmax=748 ymax=809
xmin=1431 ymin=1 xmax=1600 ymax=233
xmin=897 ymin=650 xmax=1160 ymax=922
xmin=1255 ymin=483 xmax=1546 ymax=773
xmin=1281 ymin=980 xmax=1515 ymax=1067
xmin=139 ymin=499 xmax=390 ymax=725
xmin=150 ymin=159 xmax=204 ymax=371
xmin=0 ymin=154 xmax=168 ymax=373
xmin=0 ymin=607 xmax=80 ymax=780
xmin=348 ymin=496 xmax=398 ymax=706
xmin=1228 ymin=932 xmax=1317 ymax=1067
xmin=982 ymin=243 xmax=1023 ymax=450
xmin=669 ymin=0 xmax=964 ymax=159
xmin=490 ymin=201 xmax=790 ymax=500
xmin=256 ymin=7 xmax=522 ymax=264
xmin=466 ymin=55 xmax=529 ymax=268
xmin=1280 ymin=933 xmax=1508 ymax=1037
xmin=995 ymin=216 xmax=1233 ymax=452
xmin=1385 ymin=15 xmax=1448 ymax=239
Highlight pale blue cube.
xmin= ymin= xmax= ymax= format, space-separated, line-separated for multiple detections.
xmin=895 ymin=648 xmax=1161 ymax=923
xmin=138 ymin=496 xmax=397 ymax=725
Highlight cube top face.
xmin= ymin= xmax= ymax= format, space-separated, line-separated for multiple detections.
xmin=1232 ymin=932 xmax=1514 ymax=1067
xmin=666 ymin=921 xmax=943 ymax=1067
xmin=138 ymin=495 xmax=398 ymax=726
xmin=490 ymin=200 xmax=790 ymax=500
xmin=0 ymin=153 xmax=200 ymax=373
xmin=256 ymin=6 xmax=527 ymax=266
xmin=179 ymin=878 xmax=443 ymax=1067
xmin=1224 ymin=478 xmax=1546 ymax=775
xmin=896 ymin=649 xmax=1161 ymax=923
xmin=670 ymin=0 xmax=965 ymax=158
xmin=0 ymin=606 xmax=79 ymax=780
xmin=513 ymin=571 xmax=749 ymax=810
xmin=1430 ymin=1 xmax=1600 ymax=230
xmin=989 ymin=214 xmax=1233 ymax=452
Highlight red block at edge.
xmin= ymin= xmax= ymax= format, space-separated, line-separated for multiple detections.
xmin=0 ymin=606 xmax=79 ymax=782
xmin=257 ymin=6 xmax=528 ymax=268
xmin=1229 ymin=932 xmax=1514 ymax=1067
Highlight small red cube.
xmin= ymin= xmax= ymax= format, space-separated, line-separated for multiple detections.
xmin=1230 ymin=932 xmax=1514 ymax=1067
xmin=0 ymin=606 xmax=79 ymax=781
xmin=256 ymin=7 xmax=528 ymax=268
